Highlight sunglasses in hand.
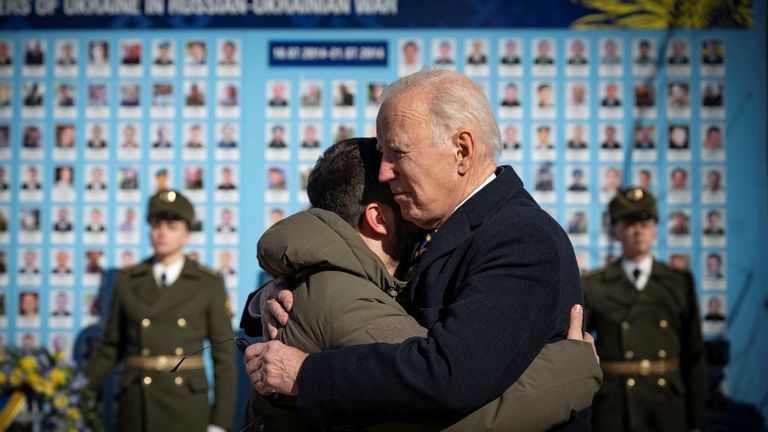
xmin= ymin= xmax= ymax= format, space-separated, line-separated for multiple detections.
xmin=169 ymin=336 xmax=251 ymax=373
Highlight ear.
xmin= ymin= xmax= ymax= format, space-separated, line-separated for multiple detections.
xmin=360 ymin=203 xmax=390 ymax=237
xmin=454 ymin=130 xmax=476 ymax=175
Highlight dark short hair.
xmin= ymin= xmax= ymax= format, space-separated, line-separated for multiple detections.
xmin=307 ymin=137 xmax=394 ymax=228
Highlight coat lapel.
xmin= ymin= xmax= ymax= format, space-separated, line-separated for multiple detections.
xmin=128 ymin=261 xmax=160 ymax=309
xmin=604 ymin=261 xmax=640 ymax=309
xmin=411 ymin=212 xmax=470 ymax=279
xmin=638 ymin=260 xmax=682 ymax=307
xmin=406 ymin=166 xmax=523 ymax=301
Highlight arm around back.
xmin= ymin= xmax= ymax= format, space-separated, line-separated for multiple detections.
xmin=296 ymin=213 xmax=579 ymax=427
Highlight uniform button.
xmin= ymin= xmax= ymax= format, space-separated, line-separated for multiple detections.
xmin=658 ymin=378 xmax=667 ymax=387
xmin=141 ymin=318 xmax=151 ymax=328
xmin=624 ymin=350 xmax=635 ymax=360
xmin=141 ymin=348 xmax=150 ymax=356
xmin=621 ymin=321 xmax=630 ymax=330
xmin=626 ymin=378 xmax=636 ymax=388
xmin=175 ymin=347 xmax=184 ymax=356
xmin=143 ymin=376 xmax=152 ymax=385
xmin=658 ymin=349 xmax=667 ymax=358
xmin=659 ymin=319 xmax=668 ymax=328
xmin=174 ymin=377 xmax=184 ymax=386
xmin=177 ymin=318 xmax=187 ymax=328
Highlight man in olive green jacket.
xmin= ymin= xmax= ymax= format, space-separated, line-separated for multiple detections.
xmin=85 ymin=190 xmax=236 ymax=432
xmin=243 ymin=138 xmax=601 ymax=431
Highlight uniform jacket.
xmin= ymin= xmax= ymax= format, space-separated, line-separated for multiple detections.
xmin=582 ymin=259 xmax=706 ymax=432
xmin=296 ymin=166 xmax=588 ymax=430
xmin=247 ymin=208 xmax=600 ymax=432
xmin=84 ymin=258 xmax=236 ymax=432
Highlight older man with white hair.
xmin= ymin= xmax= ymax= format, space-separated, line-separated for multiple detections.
xmin=248 ymin=70 xmax=592 ymax=430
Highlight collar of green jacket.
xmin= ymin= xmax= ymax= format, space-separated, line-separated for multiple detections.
xmin=257 ymin=207 xmax=406 ymax=298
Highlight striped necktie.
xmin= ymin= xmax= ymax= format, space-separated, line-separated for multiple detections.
xmin=411 ymin=229 xmax=438 ymax=266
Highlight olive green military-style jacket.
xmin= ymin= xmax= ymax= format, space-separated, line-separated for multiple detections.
xmin=244 ymin=208 xmax=601 ymax=432
xmin=583 ymin=259 xmax=706 ymax=432
xmin=84 ymin=258 xmax=236 ymax=432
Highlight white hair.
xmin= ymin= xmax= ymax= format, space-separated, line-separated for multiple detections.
xmin=380 ymin=69 xmax=501 ymax=159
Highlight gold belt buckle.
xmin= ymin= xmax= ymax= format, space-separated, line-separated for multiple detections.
xmin=639 ymin=359 xmax=651 ymax=376
xmin=156 ymin=355 xmax=169 ymax=371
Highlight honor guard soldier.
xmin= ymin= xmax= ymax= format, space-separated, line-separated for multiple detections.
xmin=84 ymin=189 xmax=236 ymax=432
xmin=583 ymin=187 xmax=706 ymax=432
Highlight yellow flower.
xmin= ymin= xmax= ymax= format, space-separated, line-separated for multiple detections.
xmin=0 ymin=371 xmax=6 ymax=386
xmin=66 ymin=407 xmax=82 ymax=421
xmin=54 ymin=351 xmax=67 ymax=362
xmin=44 ymin=381 xmax=56 ymax=397
xmin=26 ymin=372 xmax=41 ymax=385
xmin=19 ymin=356 xmax=37 ymax=372
xmin=27 ymin=373 xmax=46 ymax=394
xmin=53 ymin=394 xmax=69 ymax=409
xmin=10 ymin=369 xmax=23 ymax=387
xmin=49 ymin=368 xmax=68 ymax=386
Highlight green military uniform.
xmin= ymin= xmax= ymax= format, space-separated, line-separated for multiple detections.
xmin=582 ymin=188 xmax=706 ymax=432
xmin=84 ymin=190 xmax=236 ymax=432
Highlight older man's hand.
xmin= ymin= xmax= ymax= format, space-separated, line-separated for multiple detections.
xmin=245 ymin=340 xmax=308 ymax=396
xmin=567 ymin=304 xmax=599 ymax=364
xmin=259 ymin=278 xmax=295 ymax=340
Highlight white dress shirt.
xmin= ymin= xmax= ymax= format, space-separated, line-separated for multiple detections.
xmin=152 ymin=257 xmax=185 ymax=288
xmin=621 ymin=255 xmax=653 ymax=291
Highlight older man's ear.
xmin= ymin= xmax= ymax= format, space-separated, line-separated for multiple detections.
xmin=454 ymin=130 xmax=477 ymax=175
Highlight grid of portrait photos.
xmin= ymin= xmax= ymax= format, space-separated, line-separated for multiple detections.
xmin=261 ymin=70 xmax=387 ymax=226
xmin=398 ymin=35 xmax=728 ymax=339
xmin=0 ymin=36 xmax=244 ymax=353
xmin=0 ymin=32 xmax=730 ymax=355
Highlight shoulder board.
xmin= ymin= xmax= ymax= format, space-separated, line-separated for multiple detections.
xmin=582 ymin=267 xmax=608 ymax=279
xmin=654 ymin=260 xmax=691 ymax=277
xmin=668 ymin=265 xmax=693 ymax=278
xmin=195 ymin=263 xmax=221 ymax=278
xmin=120 ymin=262 xmax=150 ymax=277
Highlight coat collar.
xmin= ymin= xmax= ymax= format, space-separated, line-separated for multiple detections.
xmin=127 ymin=257 xmax=202 ymax=316
xmin=407 ymin=165 xmax=522 ymax=286
xmin=604 ymin=258 xmax=678 ymax=309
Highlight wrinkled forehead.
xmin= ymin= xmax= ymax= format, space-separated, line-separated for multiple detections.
xmin=376 ymin=97 xmax=430 ymax=144
xmin=378 ymin=88 xmax=429 ymax=122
